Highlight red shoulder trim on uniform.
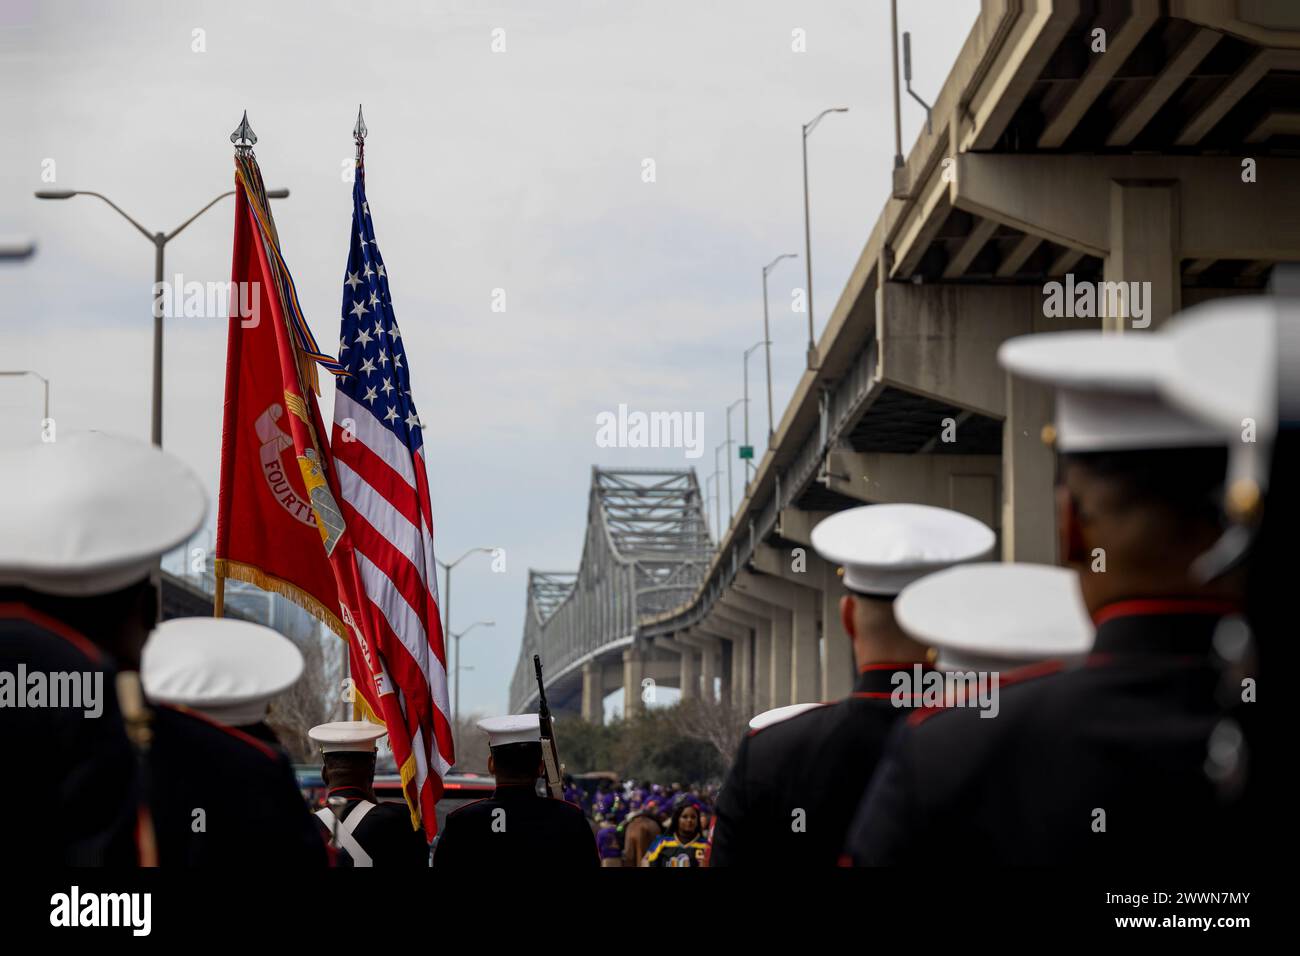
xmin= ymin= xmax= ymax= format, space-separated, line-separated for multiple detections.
xmin=857 ymin=661 xmax=925 ymax=673
xmin=157 ymin=703 xmax=280 ymax=762
xmin=0 ymin=602 xmax=103 ymax=662
xmin=1091 ymin=597 xmax=1243 ymax=628
xmin=905 ymin=659 xmax=1068 ymax=727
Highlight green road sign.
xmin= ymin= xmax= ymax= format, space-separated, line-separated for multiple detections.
xmin=738 ymin=445 xmax=754 ymax=460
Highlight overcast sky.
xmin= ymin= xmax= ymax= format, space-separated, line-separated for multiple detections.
xmin=0 ymin=0 xmax=979 ymax=717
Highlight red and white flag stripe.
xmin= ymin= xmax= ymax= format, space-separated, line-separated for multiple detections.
xmin=332 ymin=393 xmax=454 ymax=815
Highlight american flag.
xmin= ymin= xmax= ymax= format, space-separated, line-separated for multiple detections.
xmin=331 ymin=152 xmax=454 ymax=836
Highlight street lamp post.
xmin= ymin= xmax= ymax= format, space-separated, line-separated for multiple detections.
xmin=742 ymin=341 xmax=766 ymax=488
xmin=0 ymin=369 xmax=50 ymax=426
xmin=801 ymin=107 xmax=848 ymax=370
xmin=761 ymin=253 xmax=798 ymax=443
xmin=436 ymin=546 xmax=498 ymax=721
xmin=725 ymin=398 xmax=744 ymax=520
xmin=714 ymin=438 xmax=735 ymax=540
xmin=35 ymin=182 xmax=289 ymax=447
xmin=0 ymin=238 xmax=36 ymax=261
xmin=707 ymin=469 xmax=721 ymax=544
xmin=449 ymin=620 xmax=494 ymax=726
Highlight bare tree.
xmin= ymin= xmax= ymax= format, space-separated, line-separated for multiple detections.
xmin=666 ymin=697 xmax=747 ymax=767
xmin=451 ymin=711 xmax=492 ymax=774
xmin=267 ymin=625 xmax=345 ymax=763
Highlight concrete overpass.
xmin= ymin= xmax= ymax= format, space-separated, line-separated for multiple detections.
xmin=513 ymin=0 xmax=1300 ymax=720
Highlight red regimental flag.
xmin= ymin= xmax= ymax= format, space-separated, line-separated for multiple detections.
xmin=214 ymin=173 xmax=345 ymax=632
xmin=215 ymin=153 xmax=393 ymax=744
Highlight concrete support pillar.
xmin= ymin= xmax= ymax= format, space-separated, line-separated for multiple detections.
xmin=733 ymin=566 xmax=820 ymax=706
xmin=581 ymin=660 xmax=602 ymax=723
xmin=718 ymin=637 xmax=732 ymax=704
xmin=679 ymin=646 xmax=700 ymax=701
xmin=717 ymin=603 xmax=769 ymax=716
xmin=1106 ymin=180 xmax=1180 ymax=332
xmin=768 ymin=606 xmax=792 ymax=708
xmin=697 ymin=628 xmax=735 ymax=705
xmin=621 ymin=645 xmax=645 ymax=718
xmin=747 ymin=544 xmax=840 ymax=704
xmin=717 ymin=590 xmax=781 ymax=713
xmin=820 ymin=563 xmax=855 ymax=701
xmin=790 ymin=590 xmax=819 ymax=704
xmin=659 ymin=636 xmax=701 ymax=703
xmin=1002 ymin=374 xmax=1058 ymax=564
xmin=730 ymin=628 xmax=751 ymax=711
xmin=753 ymin=621 xmax=772 ymax=714
xmin=699 ymin=641 xmax=720 ymax=702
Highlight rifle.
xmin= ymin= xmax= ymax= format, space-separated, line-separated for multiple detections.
xmin=116 ymin=671 xmax=158 ymax=866
xmin=534 ymin=655 xmax=563 ymax=799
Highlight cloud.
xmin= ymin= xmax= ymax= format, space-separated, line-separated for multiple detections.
xmin=2 ymin=0 xmax=979 ymax=714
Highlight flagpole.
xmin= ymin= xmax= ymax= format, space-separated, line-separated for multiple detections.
xmin=354 ymin=104 xmax=366 ymax=168
xmin=214 ymin=111 xmax=263 ymax=621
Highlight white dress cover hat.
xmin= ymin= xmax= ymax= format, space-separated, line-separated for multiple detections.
xmin=810 ymin=504 xmax=996 ymax=597
xmin=309 ymin=720 xmax=387 ymax=753
xmin=143 ymin=617 xmax=304 ymax=725
xmin=477 ymin=714 xmax=542 ymax=747
xmin=895 ymin=562 xmax=1094 ymax=670
xmin=998 ymin=331 xmax=1223 ymax=453
xmin=0 ymin=431 xmax=207 ymax=595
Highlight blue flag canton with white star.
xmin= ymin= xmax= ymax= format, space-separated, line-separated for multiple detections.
xmin=337 ymin=169 xmax=423 ymax=450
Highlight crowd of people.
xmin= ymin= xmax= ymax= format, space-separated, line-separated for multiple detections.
xmin=566 ymin=777 xmax=718 ymax=867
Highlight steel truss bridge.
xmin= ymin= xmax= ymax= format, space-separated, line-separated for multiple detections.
xmin=510 ymin=468 xmax=711 ymax=716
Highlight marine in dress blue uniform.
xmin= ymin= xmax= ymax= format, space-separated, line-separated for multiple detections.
xmin=0 ymin=432 xmax=207 ymax=866
xmin=142 ymin=616 xmax=327 ymax=866
xmin=1155 ymin=297 xmax=1278 ymax=852
xmin=433 ymin=715 xmax=597 ymax=869
xmin=845 ymin=325 xmax=1258 ymax=865
xmin=709 ymin=504 xmax=996 ymax=867
xmin=309 ymin=721 xmax=429 ymax=867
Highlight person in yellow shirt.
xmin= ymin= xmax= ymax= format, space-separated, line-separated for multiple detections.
xmin=642 ymin=801 xmax=709 ymax=867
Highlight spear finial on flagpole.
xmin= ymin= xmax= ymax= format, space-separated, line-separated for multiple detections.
xmin=354 ymin=104 xmax=367 ymax=165
xmin=231 ymin=110 xmax=257 ymax=153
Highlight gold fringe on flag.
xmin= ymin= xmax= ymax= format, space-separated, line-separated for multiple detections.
xmin=398 ymin=753 xmax=422 ymax=832
xmin=352 ymin=693 xmax=422 ymax=832
xmin=214 ymin=558 xmax=346 ymax=640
